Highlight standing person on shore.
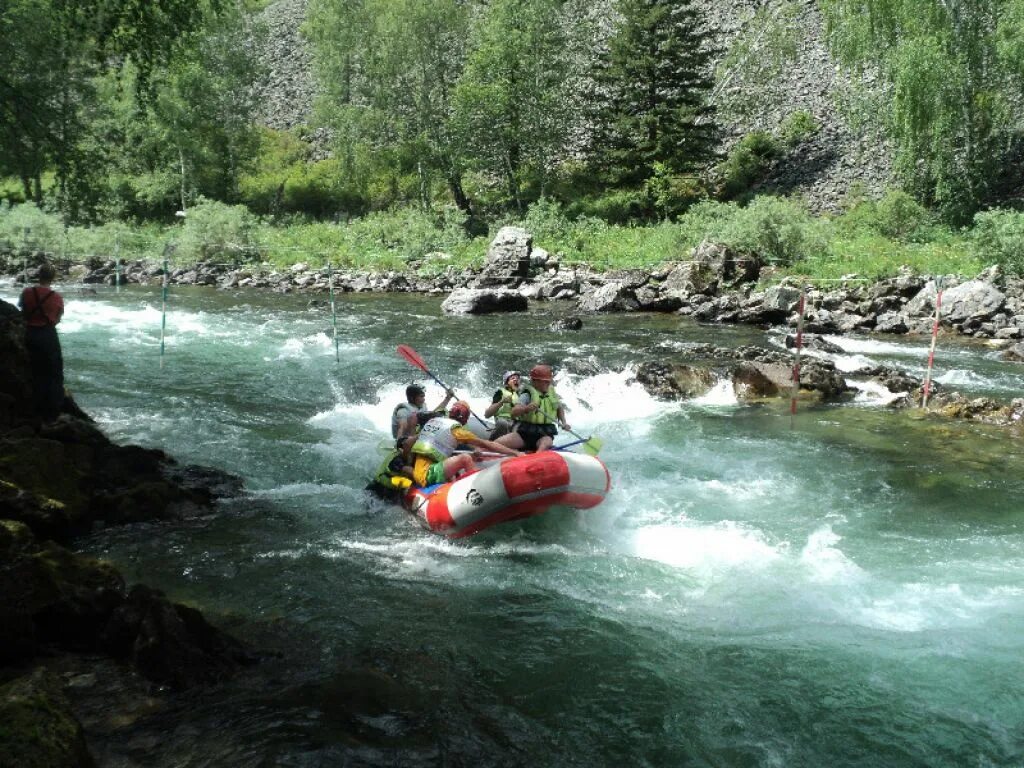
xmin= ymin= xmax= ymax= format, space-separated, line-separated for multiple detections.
xmin=496 ymin=364 xmax=570 ymax=453
xmin=484 ymin=370 xmax=520 ymax=439
xmin=18 ymin=264 xmax=65 ymax=421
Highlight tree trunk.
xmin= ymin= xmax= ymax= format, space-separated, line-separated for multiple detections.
xmin=447 ymin=172 xmax=472 ymax=215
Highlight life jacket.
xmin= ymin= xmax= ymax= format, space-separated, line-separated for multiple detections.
xmin=494 ymin=386 xmax=517 ymax=420
xmin=517 ymin=384 xmax=560 ymax=425
xmin=411 ymin=417 xmax=460 ymax=462
xmin=373 ymin=448 xmax=412 ymax=490
xmin=391 ymin=402 xmax=421 ymax=438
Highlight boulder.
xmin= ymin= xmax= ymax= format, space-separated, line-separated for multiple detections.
xmin=785 ymin=334 xmax=844 ymax=354
xmin=549 ymin=316 xmax=583 ymax=332
xmin=732 ymin=360 xmax=847 ymax=400
xmin=1001 ymin=342 xmax=1024 ymax=363
xmin=441 ymin=288 xmax=528 ymax=315
xmin=576 ymin=282 xmax=640 ymax=312
xmin=0 ymin=668 xmax=94 ymax=768
xmin=941 ymin=280 xmax=1006 ymax=324
xmin=661 ymin=241 xmax=760 ymax=298
xmin=634 ymin=362 xmax=717 ymax=400
xmin=473 ymin=226 xmax=532 ymax=287
xmin=874 ymin=312 xmax=909 ymax=334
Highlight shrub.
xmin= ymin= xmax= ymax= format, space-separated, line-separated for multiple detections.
xmin=0 ymin=202 xmax=64 ymax=253
xmin=177 ymin=198 xmax=260 ymax=263
xmin=972 ymin=208 xmax=1024 ymax=275
xmin=568 ymin=187 xmax=650 ymax=224
xmin=779 ymin=110 xmax=819 ymax=147
xmin=645 ymin=163 xmax=709 ymax=220
xmin=716 ymin=131 xmax=781 ymax=200
xmin=839 ymin=189 xmax=936 ymax=242
xmin=721 ymin=196 xmax=824 ymax=265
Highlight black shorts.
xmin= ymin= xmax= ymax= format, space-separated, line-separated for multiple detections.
xmin=515 ymin=422 xmax=557 ymax=451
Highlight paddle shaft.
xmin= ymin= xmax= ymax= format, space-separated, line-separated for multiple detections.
xmin=397 ymin=345 xmax=491 ymax=430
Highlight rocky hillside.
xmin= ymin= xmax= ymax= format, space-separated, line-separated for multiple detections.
xmin=254 ymin=0 xmax=890 ymax=211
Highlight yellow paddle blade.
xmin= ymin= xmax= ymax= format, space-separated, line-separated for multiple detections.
xmin=582 ymin=436 xmax=603 ymax=456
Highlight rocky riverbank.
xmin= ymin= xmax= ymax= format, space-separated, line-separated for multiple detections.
xmin=0 ymin=298 xmax=254 ymax=766
xmin=3 ymin=225 xmax=1022 ymax=431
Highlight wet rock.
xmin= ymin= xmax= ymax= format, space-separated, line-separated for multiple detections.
xmin=441 ymin=288 xmax=528 ymax=315
xmin=1001 ymin=342 xmax=1024 ymax=362
xmin=0 ymin=668 xmax=95 ymax=768
xmin=942 ymin=280 xmax=1006 ymax=324
xmin=874 ymin=311 xmax=908 ymax=334
xmin=635 ymin=284 xmax=683 ymax=312
xmin=560 ymin=355 xmax=603 ymax=377
xmin=856 ymin=365 xmax=923 ymax=394
xmin=549 ymin=316 xmax=583 ymax=332
xmin=661 ymin=241 xmax=760 ymax=298
xmin=732 ymin=359 xmax=848 ymax=400
xmin=785 ymin=334 xmax=844 ymax=354
xmin=635 ymin=362 xmax=717 ymax=400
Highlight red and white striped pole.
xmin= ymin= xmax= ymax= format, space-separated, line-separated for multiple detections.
xmin=921 ymin=279 xmax=944 ymax=409
xmin=790 ymin=284 xmax=807 ymax=424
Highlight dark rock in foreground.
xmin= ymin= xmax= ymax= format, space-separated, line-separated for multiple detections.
xmin=441 ymin=288 xmax=528 ymax=315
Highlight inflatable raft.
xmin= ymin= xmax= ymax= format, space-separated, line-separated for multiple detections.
xmin=403 ymin=450 xmax=611 ymax=538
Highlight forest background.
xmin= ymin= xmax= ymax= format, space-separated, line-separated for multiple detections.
xmin=3 ymin=0 xmax=1024 ymax=280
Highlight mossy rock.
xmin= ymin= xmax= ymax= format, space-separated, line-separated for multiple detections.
xmin=0 ymin=438 xmax=90 ymax=516
xmin=0 ymin=668 xmax=95 ymax=768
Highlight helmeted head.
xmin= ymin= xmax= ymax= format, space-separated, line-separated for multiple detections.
xmin=503 ymin=370 xmax=520 ymax=387
xmin=448 ymin=400 xmax=471 ymax=425
xmin=406 ymin=384 xmax=426 ymax=405
xmin=529 ymin=364 xmax=554 ymax=389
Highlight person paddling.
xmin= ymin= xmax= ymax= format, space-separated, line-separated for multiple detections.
xmin=496 ymin=364 xmax=569 ymax=453
xmin=410 ymin=401 xmax=520 ymax=487
xmin=18 ymin=264 xmax=65 ymax=421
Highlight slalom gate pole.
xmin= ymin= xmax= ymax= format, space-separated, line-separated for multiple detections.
xmin=789 ymin=283 xmax=807 ymax=425
xmin=921 ymin=279 xmax=944 ymax=409
xmin=159 ymin=244 xmax=172 ymax=369
xmin=328 ymin=261 xmax=339 ymax=363
xmin=114 ymin=233 xmax=121 ymax=292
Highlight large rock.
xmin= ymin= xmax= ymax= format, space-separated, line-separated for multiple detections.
xmin=732 ymin=360 xmax=847 ymax=400
xmin=0 ymin=300 xmax=33 ymax=429
xmin=576 ymin=282 xmax=640 ymax=312
xmin=0 ymin=668 xmax=94 ymax=768
xmin=473 ymin=226 xmax=532 ymax=287
xmin=661 ymin=241 xmax=760 ymax=298
xmin=634 ymin=362 xmax=717 ymax=400
xmin=941 ymin=280 xmax=1006 ymax=324
xmin=441 ymin=288 xmax=528 ymax=315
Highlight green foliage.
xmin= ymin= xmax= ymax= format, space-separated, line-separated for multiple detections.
xmin=971 ymin=209 xmax=1024 ymax=275
xmin=451 ymin=0 xmax=571 ymax=211
xmin=720 ymin=196 xmax=825 ymax=265
xmin=779 ymin=110 xmax=819 ymax=147
xmin=0 ymin=202 xmax=64 ymax=251
xmin=837 ymin=189 xmax=936 ymax=242
xmin=821 ymin=0 xmax=1024 ymax=224
xmin=177 ymin=199 xmax=260 ymax=263
xmin=645 ymin=163 xmax=709 ymax=220
xmin=716 ymin=131 xmax=780 ymax=200
xmin=593 ymin=0 xmax=718 ymax=186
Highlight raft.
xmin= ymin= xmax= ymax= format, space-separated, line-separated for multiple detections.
xmin=403 ymin=450 xmax=611 ymax=538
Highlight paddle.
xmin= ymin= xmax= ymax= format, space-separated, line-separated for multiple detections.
xmin=396 ymin=344 xmax=492 ymax=430
xmin=530 ymin=410 xmax=603 ymax=455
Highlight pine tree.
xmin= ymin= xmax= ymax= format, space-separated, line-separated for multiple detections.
xmin=594 ymin=0 xmax=718 ymax=186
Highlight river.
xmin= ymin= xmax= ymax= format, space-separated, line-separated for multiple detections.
xmin=5 ymin=283 xmax=1023 ymax=767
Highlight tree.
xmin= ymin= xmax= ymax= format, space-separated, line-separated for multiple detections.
xmin=452 ymin=0 xmax=573 ymax=211
xmin=0 ymin=0 xmax=223 ymax=219
xmin=592 ymin=0 xmax=718 ymax=187
xmin=821 ymin=0 xmax=1024 ymax=224
xmin=307 ymin=0 xmax=473 ymax=212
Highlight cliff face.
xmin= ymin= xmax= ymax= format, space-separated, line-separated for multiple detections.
xmin=254 ymin=0 xmax=891 ymax=211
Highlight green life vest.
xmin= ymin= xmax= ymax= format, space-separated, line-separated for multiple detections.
xmin=495 ymin=386 xmax=517 ymax=420
xmin=373 ymin=449 xmax=412 ymax=490
xmin=517 ymin=384 xmax=560 ymax=425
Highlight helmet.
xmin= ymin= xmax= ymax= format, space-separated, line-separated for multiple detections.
xmin=529 ymin=364 xmax=553 ymax=383
xmin=449 ymin=400 xmax=471 ymax=425
xmin=503 ymin=370 xmax=520 ymax=385
xmin=406 ymin=384 xmax=425 ymax=401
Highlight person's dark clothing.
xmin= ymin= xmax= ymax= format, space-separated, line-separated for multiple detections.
xmin=18 ymin=286 xmax=64 ymax=420
xmin=513 ymin=422 xmax=558 ymax=451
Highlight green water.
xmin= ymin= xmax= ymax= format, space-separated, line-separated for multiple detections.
xmin=9 ymin=283 xmax=1024 ymax=767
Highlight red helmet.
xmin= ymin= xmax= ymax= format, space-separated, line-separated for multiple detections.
xmin=530 ymin=364 xmax=554 ymax=382
xmin=449 ymin=401 xmax=471 ymax=425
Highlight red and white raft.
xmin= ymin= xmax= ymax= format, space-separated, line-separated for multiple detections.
xmin=403 ymin=451 xmax=611 ymax=538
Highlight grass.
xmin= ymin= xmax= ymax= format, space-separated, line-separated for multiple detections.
xmin=0 ymin=194 xmax=1001 ymax=282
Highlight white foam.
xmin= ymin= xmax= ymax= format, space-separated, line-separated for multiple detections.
xmin=799 ymin=526 xmax=864 ymax=583
xmin=847 ymin=379 xmax=908 ymax=406
xmin=630 ymin=522 xmax=781 ymax=576
xmin=824 ymin=334 xmax=929 ymax=357
xmin=689 ymin=379 xmax=738 ymax=406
